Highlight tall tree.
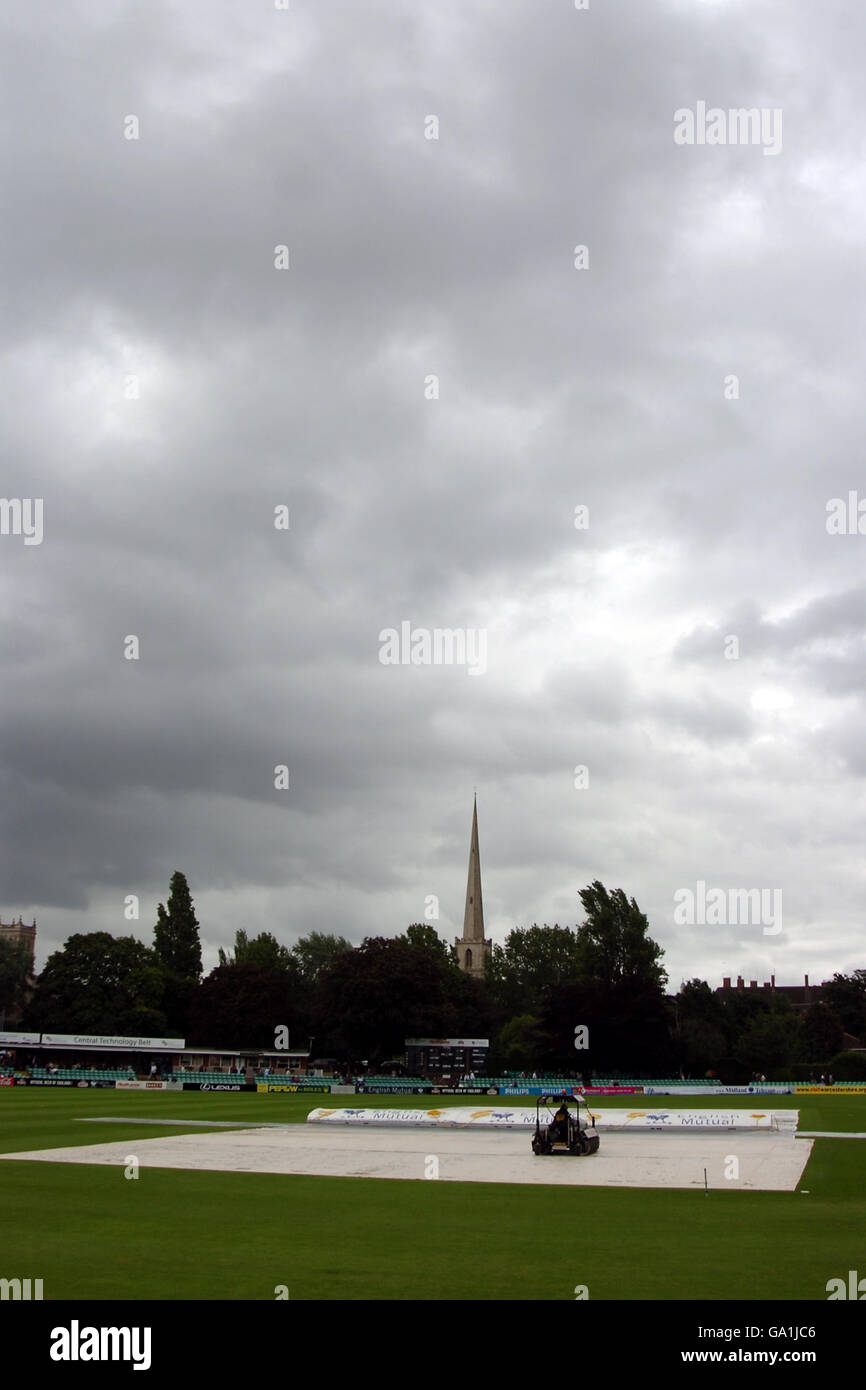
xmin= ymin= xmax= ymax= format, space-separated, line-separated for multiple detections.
xmin=575 ymin=882 xmax=667 ymax=994
xmin=534 ymin=884 xmax=670 ymax=1073
xmin=153 ymin=872 xmax=202 ymax=1036
xmin=153 ymin=872 xmax=202 ymax=980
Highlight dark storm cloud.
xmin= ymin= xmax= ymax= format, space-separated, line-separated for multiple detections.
xmin=2 ymin=0 xmax=864 ymax=989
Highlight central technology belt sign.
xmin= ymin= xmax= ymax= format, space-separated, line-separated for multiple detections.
xmin=41 ymin=1033 xmax=184 ymax=1050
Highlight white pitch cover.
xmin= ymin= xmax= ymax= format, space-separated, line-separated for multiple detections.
xmin=306 ymin=1107 xmax=792 ymax=1132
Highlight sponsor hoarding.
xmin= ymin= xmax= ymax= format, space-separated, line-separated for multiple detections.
xmin=257 ymin=1083 xmax=331 ymax=1093
xmin=493 ymin=1086 xmax=588 ymax=1096
xmin=307 ymin=1106 xmax=791 ymax=1132
xmin=354 ymin=1084 xmax=431 ymax=1094
xmin=429 ymin=1086 xmax=499 ymax=1095
xmin=795 ymin=1086 xmax=866 ymax=1094
xmin=643 ymin=1085 xmax=793 ymax=1095
xmin=581 ymin=1086 xmax=644 ymax=1095
xmin=114 ymin=1080 xmax=183 ymax=1091
xmin=183 ymin=1082 xmax=257 ymax=1092
xmin=41 ymin=1033 xmax=184 ymax=1050
xmin=18 ymin=1078 xmax=77 ymax=1087
xmin=404 ymin=1038 xmax=488 ymax=1047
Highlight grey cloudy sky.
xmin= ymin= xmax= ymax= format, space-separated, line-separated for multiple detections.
xmin=2 ymin=0 xmax=864 ymax=992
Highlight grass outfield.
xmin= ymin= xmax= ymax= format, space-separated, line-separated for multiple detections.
xmin=0 ymin=1089 xmax=863 ymax=1300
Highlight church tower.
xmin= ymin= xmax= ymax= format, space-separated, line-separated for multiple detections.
xmin=454 ymin=796 xmax=492 ymax=979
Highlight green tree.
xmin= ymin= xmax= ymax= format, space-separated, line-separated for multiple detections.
xmin=219 ymin=930 xmax=296 ymax=976
xmin=676 ymin=978 xmax=724 ymax=1024
xmin=0 ymin=937 xmax=32 ymax=1024
xmin=292 ymin=931 xmax=353 ymax=984
xmin=821 ymin=972 xmax=866 ymax=1038
xmin=485 ymin=924 xmax=583 ymax=1017
xmin=731 ymin=1003 xmax=803 ymax=1074
xmin=529 ymin=884 xmax=671 ymax=1075
xmin=678 ymin=1017 xmax=728 ymax=1076
xmin=189 ymin=964 xmax=306 ymax=1050
xmin=153 ymin=872 xmax=202 ymax=981
xmin=575 ymin=882 xmax=667 ymax=994
xmin=673 ymin=980 xmax=728 ymax=1075
xmin=398 ymin=923 xmax=452 ymax=966
xmin=312 ymin=937 xmax=461 ymax=1063
xmin=25 ymin=933 xmax=167 ymax=1035
xmin=492 ymin=1013 xmax=546 ymax=1071
xmin=801 ymin=1003 xmax=844 ymax=1063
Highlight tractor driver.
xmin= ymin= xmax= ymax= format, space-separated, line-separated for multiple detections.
xmin=549 ymin=1102 xmax=570 ymax=1143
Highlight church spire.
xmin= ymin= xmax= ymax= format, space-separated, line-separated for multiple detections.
xmin=462 ymin=795 xmax=484 ymax=942
xmin=455 ymin=795 xmax=492 ymax=978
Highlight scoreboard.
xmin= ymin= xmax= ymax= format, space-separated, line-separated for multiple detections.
xmin=405 ymin=1037 xmax=489 ymax=1080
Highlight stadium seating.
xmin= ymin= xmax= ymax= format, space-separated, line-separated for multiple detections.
xmin=173 ymin=1071 xmax=245 ymax=1082
xmin=360 ymin=1075 xmax=432 ymax=1087
xmin=30 ymin=1068 xmax=133 ymax=1080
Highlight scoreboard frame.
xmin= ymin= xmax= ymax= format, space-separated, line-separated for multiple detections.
xmin=405 ymin=1037 xmax=489 ymax=1080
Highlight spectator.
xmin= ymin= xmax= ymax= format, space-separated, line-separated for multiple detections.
xmin=149 ymin=1063 xmax=157 ymax=1078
